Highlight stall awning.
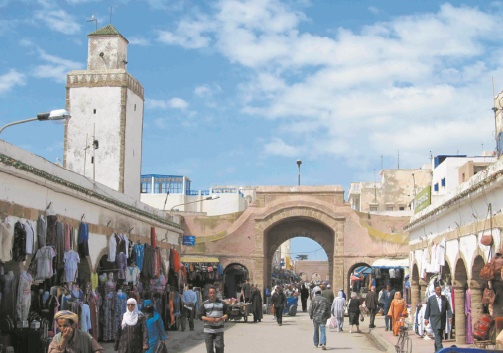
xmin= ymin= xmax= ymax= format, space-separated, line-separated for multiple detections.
xmin=372 ymin=258 xmax=409 ymax=268
xmin=180 ymin=255 xmax=220 ymax=263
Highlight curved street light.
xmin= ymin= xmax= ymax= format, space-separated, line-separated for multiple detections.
xmin=0 ymin=109 xmax=71 ymax=134
xmin=170 ymin=195 xmax=220 ymax=212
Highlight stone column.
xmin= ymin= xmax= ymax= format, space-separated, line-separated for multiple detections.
xmin=411 ymin=279 xmax=420 ymax=318
xmin=470 ymin=282 xmax=484 ymax=344
xmin=454 ymin=286 xmax=466 ymax=344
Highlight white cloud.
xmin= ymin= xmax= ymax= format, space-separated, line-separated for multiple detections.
xmin=0 ymin=69 xmax=26 ymax=94
xmin=368 ymin=6 xmax=381 ymax=15
xmin=146 ymin=98 xmax=189 ymax=110
xmin=263 ymin=137 xmax=300 ymax=157
xmin=194 ymin=83 xmax=222 ymax=97
xmin=31 ymin=48 xmax=83 ymax=83
xmin=128 ymin=36 xmax=150 ymax=46
xmin=34 ymin=8 xmax=81 ymax=35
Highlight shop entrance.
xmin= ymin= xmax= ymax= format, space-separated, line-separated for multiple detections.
xmin=223 ymin=263 xmax=248 ymax=300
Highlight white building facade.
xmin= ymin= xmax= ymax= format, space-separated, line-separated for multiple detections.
xmin=407 ymin=155 xmax=503 ymax=344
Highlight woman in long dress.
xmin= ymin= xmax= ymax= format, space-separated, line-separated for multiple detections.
xmin=387 ymin=291 xmax=407 ymax=336
xmin=114 ymin=298 xmax=149 ymax=353
xmin=331 ymin=291 xmax=346 ymax=332
xmin=347 ymin=292 xmax=361 ymax=333
xmin=142 ymin=299 xmax=166 ymax=353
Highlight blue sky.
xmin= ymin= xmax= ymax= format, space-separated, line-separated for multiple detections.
xmin=1 ymin=0 xmax=503 ymax=260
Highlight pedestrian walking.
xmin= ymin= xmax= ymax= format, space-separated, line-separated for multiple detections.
xmin=424 ymin=286 xmax=453 ymax=352
xmin=331 ymin=290 xmax=346 ymax=332
xmin=387 ymin=292 xmax=407 ymax=336
xmin=309 ymin=287 xmax=331 ymax=350
xmin=114 ymin=298 xmax=149 ymax=353
xmin=365 ymin=286 xmax=379 ymax=328
xmin=271 ymin=285 xmax=286 ymax=326
xmin=198 ymin=286 xmax=229 ymax=353
xmin=381 ymin=283 xmax=395 ymax=331
xmin=181 ymin=284 xmax=197 ymax=331
xmin=300 ymin=283 xmax=309 ymax=312
xmin=347 ymin=292 xmax=362 ymax=333
xmin=142 ymin=299 xmax=166 ymax=353
xmin=250 ymin=284 xmax=263 ymax=323
xmin=321 ymin=284 xmax=334 ymax=304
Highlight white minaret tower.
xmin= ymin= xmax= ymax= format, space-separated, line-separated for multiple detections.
xmin=64 ymin=24 xmax=144 ymax=200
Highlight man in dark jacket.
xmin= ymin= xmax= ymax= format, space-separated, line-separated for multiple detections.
xmin=424 ymin=286 xmax=453 ymax=352
xmin=309 ymin=288 xmax=331 ymax=350
xmin=300 ymin=284 xmax=310 ymax=312
xmin=271 ymin=286 xmax=286 ymax=326
xmin=365 ymin=286 xmax=379 ymax=328
xmin=321 ymin=284 xmax=335 ymax=304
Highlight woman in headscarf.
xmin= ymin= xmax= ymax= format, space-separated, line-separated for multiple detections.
xmin=142 ymin=299 xmax=166 ymax=353
xmin=331 ymin=290 xmax=346 ymax=332
xmin=347 ymin=292 xmax=361 ymax=333
xmin=387 ymin=291 xmax=407 ymax=336
xmin=114 ymin=298 xmax=149 ymax=353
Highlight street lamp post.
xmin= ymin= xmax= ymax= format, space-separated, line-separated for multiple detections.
xmin=0 ymin=109 xmax=71 ymax=134
xmin=170 ymin=195 xmax=220 ymax=213
xmin=297 ymin=159 xmax=302 ymax=186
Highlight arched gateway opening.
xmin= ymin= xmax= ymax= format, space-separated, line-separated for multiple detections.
xmin=264 ymin=217 xmax=334 ymax=287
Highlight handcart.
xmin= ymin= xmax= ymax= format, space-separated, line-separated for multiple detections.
xmin=283 ymin=296 xmax=298 ymax=316
xmin=227 ymin=302 xmax=251 ymax=322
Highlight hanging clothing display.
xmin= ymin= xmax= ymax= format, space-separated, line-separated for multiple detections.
xmin=17 ymin=271 xmax=33 ymax=321
xmin=102 ymin=279 xmax=116 ymax=341
xmin=46 ymin=214 xmax=57 ymax=246
xmin=24 ymin=220 xmax=35 ymax=255
xmin=37 ymin=214 xmax=47 ymax=248
xmin=133 ymin=243 xmax=144 ymax=271
xmin=0 ymin=220 xmax=13 ymax=262
xmin=35 ymin=246 xmax=56 ymax=280
xmin=12 ymin=221 xmax=27 ymax=262
xmin=108 ymin=234 xmax=117 ymax=262
xmin=64 ymin=249 xmax=80 ymax=283
xmin=0 ymin=271 xmax=17 ymax=319
xmin=78 ymin=222 xmax=89 ymax=257
xmin=116 ymin=252 xmax=127 ymax=280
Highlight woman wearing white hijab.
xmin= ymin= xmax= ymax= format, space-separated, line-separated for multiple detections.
xmin=114 ymin=298 xmax=149 ymax=353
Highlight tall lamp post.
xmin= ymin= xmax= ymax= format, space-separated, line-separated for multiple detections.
xmin=0 ymin=109 xmax=71 ymax=134
xmin=297 ymin=159 xmax=302 ymax=186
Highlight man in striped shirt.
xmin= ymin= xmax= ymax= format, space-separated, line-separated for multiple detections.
xmin=198 ymin=286 xmax=229 ymax=353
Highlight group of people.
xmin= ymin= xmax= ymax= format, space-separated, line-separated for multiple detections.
xmin=309 ymin=282 xmax=452 ymax=353
xmin=48 ymin=297 xmax=164 ymax=353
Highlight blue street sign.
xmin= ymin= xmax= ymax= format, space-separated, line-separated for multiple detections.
xmin=182 ymin=235 xmax=196 ymax=246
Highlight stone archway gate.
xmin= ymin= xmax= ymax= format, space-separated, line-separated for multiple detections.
xmin=183 ymin=186 xmax=411 ymax=293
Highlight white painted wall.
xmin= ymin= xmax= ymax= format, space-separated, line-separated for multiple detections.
xmin=66 ymin=85 xmax=122 ymax=191
xmin=88 ymin=36 xmax=127 ymax=71
xmin=123 ymin=88 xmax=144 ymax=200
xmin=409 ymin=156 xmax=503 ymax=280
xmin=0 ymin=140 xmax=182 ymax=271
xmin=431 ymin=157 xmax=495 ymax=196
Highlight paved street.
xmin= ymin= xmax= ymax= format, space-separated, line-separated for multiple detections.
xmin=100 ymin=310 xmax=386 ymax=353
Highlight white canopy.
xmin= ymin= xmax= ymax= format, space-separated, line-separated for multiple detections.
xmin=372 ymin=258 xmax=409 ymax=268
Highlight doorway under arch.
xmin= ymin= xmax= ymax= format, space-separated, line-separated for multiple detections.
xmin=347 ymin=262 xmax=372 ymax=294
xmin=264 ymin=217 xmax=334 ymax=288
xmin=223 ymin=263 xmax=249 ymax=299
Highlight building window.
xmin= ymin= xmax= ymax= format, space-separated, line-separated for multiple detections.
xmin=434 ymin=183 xmax=439 ymax=192
xmin=386 ymin=206 xmax=393 ymax=211
xmin=141 ymin=182 xmax=151 ymax=193
xmin=399 ymin=206 xmax=405 ymax=211
xmin=369 ymin=205 xmax=378 ymax=212
xmin=441 ymin=178 xmax=445 ymax=187
xmin=93 ymin=109 xmax=96 ymax=114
